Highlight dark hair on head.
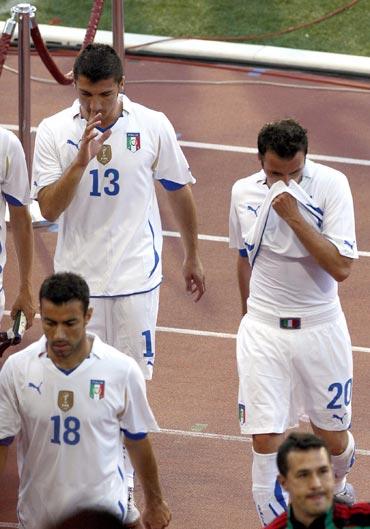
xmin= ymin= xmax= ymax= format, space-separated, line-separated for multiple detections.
xmin=277 ymin=432 xmax=330 ymax=477
xmin=257 ymin=118 xmax=308 ymax=158
xmin=73 ymin=43 xmax=123 ymax=83
xmin=46 ymin=508 xmax=123 ymax=529
xmin=39 ymin=272 xmax=90 ymax=314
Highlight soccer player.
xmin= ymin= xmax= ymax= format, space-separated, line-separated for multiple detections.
xmin=0 ymin=126 xmax=35 ymax=327
xmin=0 ymin=272 xmax=170 ymax=529
xmin=31 ymin=43 xmax=205 ymax=524
xmin=266 ymin=432 xmax=370 ymax=529
xmin=229 ymin=119 xmax=357 ymax=525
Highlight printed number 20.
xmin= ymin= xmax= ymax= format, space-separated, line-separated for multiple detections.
xmin=90 ymin=168 xmax=120 ymax=197
xmin=50 ymin=415 xmax=81 ymax=445
xmin=327 ymin=378 xmax=352 ymax=409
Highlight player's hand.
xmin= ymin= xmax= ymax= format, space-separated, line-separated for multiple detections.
xmin=141 ymin=500 xmax=171 ymax=529
xmin=76 ymin=112 xmax=112 ymax=166
xmin=183 ymin=254 xmax=205 ymax=302
xmin=10 ymin=288 xmax=36 ymax=329
xmin=271 ymin=192 xmax=301 ymax=225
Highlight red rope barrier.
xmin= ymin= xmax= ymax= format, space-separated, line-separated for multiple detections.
xmin=30 ymin=0 xmax=105 ymax=85
xmin=0 ymin=33 xmax=12 ymax=77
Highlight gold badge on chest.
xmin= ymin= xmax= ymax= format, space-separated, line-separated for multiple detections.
xmin=58 ymin=390 xmax=74 ymax=412
xmin=97 ymin=144 xmax=112 ymax=165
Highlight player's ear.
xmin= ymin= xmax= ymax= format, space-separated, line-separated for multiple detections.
xmin=278 ymin=473 xmax=288 ymax=493
xmin=120 ymin=76 xmax=125 ymax=93
xmin=85 ymin=306 xmax=93 ymax=325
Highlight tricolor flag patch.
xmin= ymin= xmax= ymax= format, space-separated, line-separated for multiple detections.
xmin=90 ymin=379 xmax=105 ymax=400
xmin=126 ymin=132 xmax=140 ymax=152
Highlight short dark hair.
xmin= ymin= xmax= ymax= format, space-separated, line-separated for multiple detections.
xmin=73 ymin=44 xmax=123 ymax=83
xmin=39 ymin=272 xmax=90 ymax=314
xmin=277 ymin=432 xmax=330 ymax=477
xmin=47 ymin=508 xmax=123 ymax=529
xmin=257 ymin=118 xmax=308 ymax=158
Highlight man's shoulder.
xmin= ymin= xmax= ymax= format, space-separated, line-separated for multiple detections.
xmin=333 ymin=501 xmax=370 ymax=526
xmin=306 ymin=158 xmax=347 ymax=183
xmin=2 ymin=337 xmax=45 ymax=371
xmin=38 ymin=104 xmax=76 ymax=132
xmin=90 ymin=335 xmax=140 ymax=371
xmin=265 ymin=511 xmax=288 ymax=529
xmin=231 ymin=170 xmax=266 ymax=199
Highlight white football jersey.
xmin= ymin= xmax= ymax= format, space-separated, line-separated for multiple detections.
xmin=0 ymin=334 xmax=159 ymax=529
xmin=229 ymin=159 xmax=358 ymax=314
xmin=32 ymin=95 xmax=195 ymax=296
xmin=0 ymin=127 xmax=30 ymax=294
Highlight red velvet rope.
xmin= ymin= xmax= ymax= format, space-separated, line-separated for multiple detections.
xmin=0 ymin=33 xmax=12 ymax=77
xmin=30 ymin=0 xmax=105 ymax=85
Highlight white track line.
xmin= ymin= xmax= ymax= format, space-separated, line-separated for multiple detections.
xmin=4 ymin=311 xmax=369 ymax=353
xmin=2 ymin=123 xmax=370 ymax=167
xmin=163 ymin=230 xmax=370 ymax=257
xmin=158 ymin=428 xmax=370 ymax=456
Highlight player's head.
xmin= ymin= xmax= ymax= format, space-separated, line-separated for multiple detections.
xmin=39 ymin=273 xmax=93 ymax=364
xmin=46 ymin=508 xmax=123 ymax=529
xmin=277 ymin=433 xmax=334 ymax=524
xmin=73 ymin=44 xmax=124 ymax=126
xmin=39 ymin=272 xmax=90 ymax=315
xmin=257 ymin=119 xmax=308 ymax=187
xmin=73 ymin=44 xmax=123 ymax=84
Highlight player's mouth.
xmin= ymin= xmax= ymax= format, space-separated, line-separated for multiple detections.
xmin=51 ymin=341 xmax=71 ymax=354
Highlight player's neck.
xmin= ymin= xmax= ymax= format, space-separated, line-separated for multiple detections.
xmin=47 ymin=336 xmax=93 ymax=370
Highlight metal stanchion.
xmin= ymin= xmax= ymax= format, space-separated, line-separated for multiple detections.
xmin=112 ymin=0 xmax=125 ymax=69
xmin=12 ymin=3 xmax=36 ymax=176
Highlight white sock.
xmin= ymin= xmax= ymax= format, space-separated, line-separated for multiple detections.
xmin=331 ymin=431 xmax=356 ymax=494
xmin=252 ymin=449 xmax=289 ymax=527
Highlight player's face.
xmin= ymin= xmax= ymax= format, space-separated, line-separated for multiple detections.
xmin=75 ymin=75 xmax=124 ymax=127
xmin=279 ymin=448 xmax=334 ymax=526
xmin=41 ymin=298 xmax=92 ymax=368
xmin=259 ymin=150 xmax=305 ymax=188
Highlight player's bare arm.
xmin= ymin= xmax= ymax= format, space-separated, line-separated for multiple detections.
xmin=8 ymin=204 xmax=35 ymax=327
xmin=0 ymin=445 xmax=9 ymax=475
xmin=124 ymin=436 xmax=171 ymax=529
xmin=38 ymin=113 xmax=112 ymax=222
xmin=165 ymin=184 xmax=205 ymax=301
xmin=237 ymin=255 xmax=251 ymax=316
xmin=272 ymin=192 xmax=353 ymax=282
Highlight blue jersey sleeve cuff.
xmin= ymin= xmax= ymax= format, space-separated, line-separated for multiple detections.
xmin=2 ymin=192 xmax=24 ymax=206
xmin=159 ymin=179 xmax=185 ymax=191
xmin=239 ymin=249 xmax=248 ymax=257
xmin=0 ymin=436 xmax=15 ymax=446
xmin=121 ymin=429 xmax=148 ymax=441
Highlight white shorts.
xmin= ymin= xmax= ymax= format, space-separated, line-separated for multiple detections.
xmin=88 ymin=288 xmax=160 ymax=380
xmin=237 ymin=307 xmax=353 ymax=434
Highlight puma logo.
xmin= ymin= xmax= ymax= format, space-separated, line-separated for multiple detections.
xmin=332 ymin=412 xmax=347 ymax=424
xmin=67 ymin=139 xmax=79 ymax=150
xmin=344 ymin=240 xmax=355 ymax=251
xmin=247 ymin=205 xmax=261 ymax=217
xmin=28 ymin=381 xmax=43 ymax=395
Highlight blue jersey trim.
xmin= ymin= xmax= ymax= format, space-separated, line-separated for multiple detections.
xmin=148 ymin=221 xmax=160 ymax=278
xmin=90 ymin=282 xmax=161 ymax=299
xmin=239 ymin=249 xmax=248 ymax=257
xmin=118 ymin=501 xmax=125 ymax=521
xmin=159 ymin=179 xmax=185 ymax=191
xmin=2 ymin=192 xmax=24 ymax=206
xmin=121 ymin=429 xmax=148 ymax=441
xmin=0 ymin=436 xmax=15 ymax=446
xmin=96 ymin=113 xmax=123 ymax=132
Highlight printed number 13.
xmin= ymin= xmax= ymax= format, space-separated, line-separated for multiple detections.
xmin=90 ymin=168 xmax=120 ymax=197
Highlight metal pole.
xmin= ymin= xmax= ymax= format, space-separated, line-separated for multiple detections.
xmin=112 ymin=0 xmax=125 ymax=71
xmin=12 ymin=3 xmax=36 ymax=176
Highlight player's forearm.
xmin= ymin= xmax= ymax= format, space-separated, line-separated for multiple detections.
xmin=38 ymin=160 xmax=87 ymax=222
xmin=125 ymin=436 xmax=164 ymax=505
xmin=237 ymin=255 xmax=251 ymax=316
xmin=0 ymin=446 xmax=9 ymax=475
xmin=166 ymin=184 xmax=200 ymax=259
xmin=9 ymin=206 xmax=34 ymax=289
xmin=287 ymin=216 xmax=353 ymax=282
